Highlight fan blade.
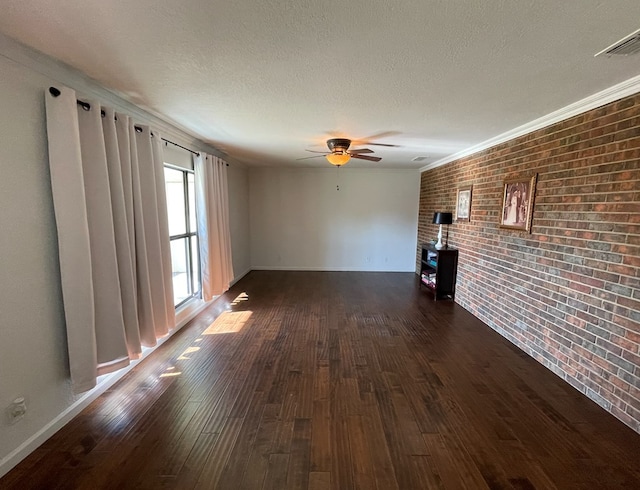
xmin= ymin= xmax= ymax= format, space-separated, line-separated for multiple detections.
xmin=365 ymin=131 xmax=400 ymax=139
xmin=364 ymin=142 xmax=398 ymax=147
xmin=296 ymin=154 xmax=326 ymax=160
xmin=348 ymin=148 xmax=374 ymax=154
xmin=305 ymin=149 xmax=329 ymax=154
xmin=351 ymin=154 xmax=382 ymax=162
xmin=352 ymin=131 xmax=401 ymax=147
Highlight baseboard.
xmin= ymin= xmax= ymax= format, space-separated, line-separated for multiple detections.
xmin=230 ymin=267 xmax=252 ymax=287
xmin=0 ymin=299 xmax=210 ymax=479
xmin=250 ymin=265 xmax=415 ymax=272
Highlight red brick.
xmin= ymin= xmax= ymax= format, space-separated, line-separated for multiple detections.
xmin=418 ymin=91 xmax=640 ymax=432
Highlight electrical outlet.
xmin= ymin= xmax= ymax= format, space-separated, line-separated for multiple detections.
xmin=7 ymin=397 xmax=27 ymax=424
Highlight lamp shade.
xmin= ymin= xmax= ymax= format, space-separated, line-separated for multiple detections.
xmin=326 ymin=153 xmax=351 ymax=166
xmin=433 ymin=212 xmax=453 ymax=225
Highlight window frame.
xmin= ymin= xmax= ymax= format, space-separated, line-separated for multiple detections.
xmin=164 ymin=163 xmax=201 ymax=308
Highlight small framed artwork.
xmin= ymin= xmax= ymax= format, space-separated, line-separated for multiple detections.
xmin=456 ymin=186 xmax=472 ymax=222
xmin=500 ymin=174 xmax=537 ymax=232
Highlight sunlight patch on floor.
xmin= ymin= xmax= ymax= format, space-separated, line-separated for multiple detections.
xmin=202 ymin=310 xmax=253 ymax=335
xmin=159 ymin=366 xmax=182 ymax=378
xmin=230 ymin=292 xmax=249 ymax=306
xmin=177 ymin=346 xmax=201 ymax=360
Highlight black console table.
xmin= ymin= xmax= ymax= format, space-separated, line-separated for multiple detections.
xmin=419 ymin=243 xmax=458 ymax=300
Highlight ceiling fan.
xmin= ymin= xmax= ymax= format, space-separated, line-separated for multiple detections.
xmin=299 ymin=138 xmax=382 ymax=166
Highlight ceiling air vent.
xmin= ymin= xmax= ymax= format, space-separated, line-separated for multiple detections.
xmin=412 ymin=156 xmax=430 ymax=162
xmin=595 ymin=28 xmax=640 ymax=57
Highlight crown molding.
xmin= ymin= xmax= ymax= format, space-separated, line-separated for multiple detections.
xmin=0 ymin=32 xmax=242 ymax=165
xmin=420 ymin=74 xmax=640 ymax=173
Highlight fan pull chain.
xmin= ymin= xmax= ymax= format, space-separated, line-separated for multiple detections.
xmin=336 ymin=166 xmax=340 ymax=191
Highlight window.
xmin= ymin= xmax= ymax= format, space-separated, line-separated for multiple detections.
xmin=164 ymin=165 xmax=200 ymax=307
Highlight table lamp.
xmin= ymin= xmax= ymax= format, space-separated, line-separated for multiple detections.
xmin=433 ymin=212 xmax=453 ymax=249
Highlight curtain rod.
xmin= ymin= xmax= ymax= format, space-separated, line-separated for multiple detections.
xmin=48 ymin=86 xmax=201 ymax=157
xmin=160 ymin=138 xmax=200 ymax=157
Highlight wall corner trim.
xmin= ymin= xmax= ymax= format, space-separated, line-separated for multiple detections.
xmin=420 ymin=73 xmax=640 ymax=173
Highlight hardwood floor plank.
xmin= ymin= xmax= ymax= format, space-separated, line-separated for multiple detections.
xmin=345 ymin=415 xmax=378 ymax=490
xmin=2 ymin=271 xmax=639 ymax=490
xmin=354 ymin=392 xmax=398 ymax=490
xmin=408 ymin=455 xmax=446 ymax=490
xmin=168 ymin=432 xmax=221 ymax=490
xmin=307 ymin=471 xmax=331 ymax=490
xmin=261 ymin=453 xmax=289 ymax=490
xmin=216 ymin=392 xmax=267 ymax=489
xmin=285 ymin=418 xmax=312 ymax=490
xmin=422 ymin=432 xmax=490 ymax=489
xmin=194 ymin=416 xmax=244 ymax=489
xmin=135 ymin=400 xmax=201 ymax=481
xmin=238 ymin=404 xmax=280 ymax=490
xmin=329 ymin=417 xmax=354 ymax=490
xmin=309 ymin=400 xmax=331 ymax=472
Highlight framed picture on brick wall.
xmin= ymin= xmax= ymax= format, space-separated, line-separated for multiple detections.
xmin=500 ymin=174 xmax=537 ymax=232
xmin=456 ymin=186 xmax=472 ymax=222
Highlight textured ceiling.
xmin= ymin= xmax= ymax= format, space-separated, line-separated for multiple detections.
xmin=1 ymin=1 xmax=640 ymax=168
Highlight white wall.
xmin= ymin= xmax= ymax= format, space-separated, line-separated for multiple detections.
xmin=249 ymin=167 xmax=420 ymax=271
xmin=0 ymin=35 xmax=252 ymax=475
xmin=0 ymin=32 xmax=417 ymax=476
xmin=0 ymin=44 xmax=75 ymax=471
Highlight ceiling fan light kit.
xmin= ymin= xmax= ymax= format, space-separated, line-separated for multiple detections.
xmin=326 ymin=152 xmax=351 ymax=166
xmin=301 ymin=137 xmax=382 ymax=166
xmin=327 ymin=138 xmax=351 ymax=152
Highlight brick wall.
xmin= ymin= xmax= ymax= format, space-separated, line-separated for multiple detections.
xmin=417 ymin=93 xmax=640 ymax=432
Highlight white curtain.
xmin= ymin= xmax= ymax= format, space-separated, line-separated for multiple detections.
xmin=195 ymin=153 xmax=234 ymax=301
xmin=45 ymin=86 xmax=175 ymax=393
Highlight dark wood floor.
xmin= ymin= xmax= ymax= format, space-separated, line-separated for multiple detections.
xmin=2 ymin=271 xmax=640 ymax=489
